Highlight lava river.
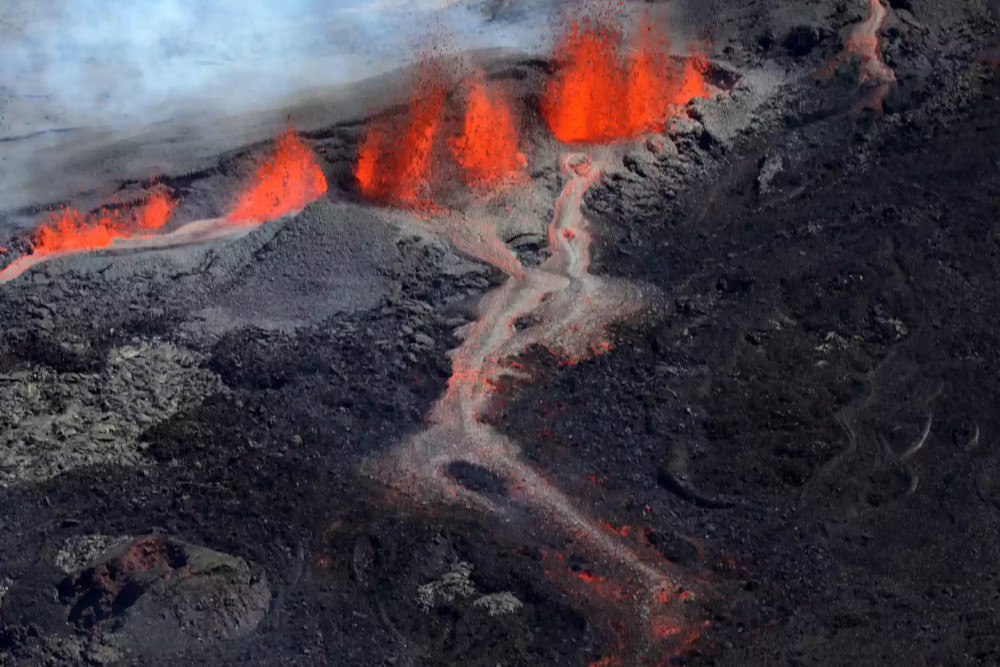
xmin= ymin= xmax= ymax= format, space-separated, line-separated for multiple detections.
xmin=366 ymin=152 xmax=700 ymax=663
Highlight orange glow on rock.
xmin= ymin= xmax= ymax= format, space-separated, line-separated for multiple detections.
xmin=355 ymin=66 xmax=447 ymax=209
xmin=227 ymin=130 xmax=328 ymax=225
xmin=543 ymin=14 xmax=710 ymax=144
xmin=449 ymin=74 xmax=524 ymax=187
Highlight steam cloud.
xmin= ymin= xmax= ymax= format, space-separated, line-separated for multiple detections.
xmin=1 ymin=0 xmax=555 ymax=128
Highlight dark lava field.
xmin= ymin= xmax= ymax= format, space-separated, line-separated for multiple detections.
xmin=2 ymin=1 xmax=1000 ymax=665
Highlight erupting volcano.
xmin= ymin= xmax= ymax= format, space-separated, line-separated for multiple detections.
xmin=543 ymin=14 xmax=710 ymax=144
xmin=355 ymin=66 xmax=524 ymax=207
xmin=227 ymin=130 xmax=328 ymax=224
xmin=355 ymin=67 xmax=448 ymax=208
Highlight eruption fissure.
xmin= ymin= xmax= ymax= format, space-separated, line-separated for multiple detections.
xmin=542 ymin=14 xmax=710 ymax=144
xmin=0 ymin=131 xmax=326 ymax=285
xmin=368 ymin=152 xmax=697 ymax=661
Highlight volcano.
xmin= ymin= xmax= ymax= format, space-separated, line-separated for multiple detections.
xmin=1 ymin=1 xmax=1000 ymax=666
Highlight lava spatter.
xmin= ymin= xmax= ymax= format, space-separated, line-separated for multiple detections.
xmin=355 ymin=65 xmax=448 ymax=209
xmin=543 ymin=13 xmax=711 ymax=143
xmin=227 ymin=130 xmax=328 ymax=224
xmin=449 ymin=73 xmax=525 ymax=188
xmin=366 ymin=152 xmax=699 ymax=662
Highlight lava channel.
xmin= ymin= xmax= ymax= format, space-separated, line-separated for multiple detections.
xmin=817 ymin=0 xmax=897 ymax=109
xmin=366 ymin=152 xmax=700 ymax=662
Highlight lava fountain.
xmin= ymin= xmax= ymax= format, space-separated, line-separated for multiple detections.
xmin=1 ymin=131 xmax=326 ymax=285
xmin=449 ymin=72 xmax=525 ymax=189
xmin=355 ymin=65 xmax=448 ymax=208
xmin=355 ymin=65 xmax=524 ymax=206
xmin=227 ymin=129 xmax=328 ymax=224
xmin=543 ymin=13 xmax=710 ymax=143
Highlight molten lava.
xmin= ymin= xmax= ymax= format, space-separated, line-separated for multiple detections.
xmin=449 ymin=74 xmax=524 ymax=187
xmin=31 ymin=191 xmax=177 ymax=257
xmin=355 ymin=68 xmax=448 ymax=208
xmin=136 ymin=191 xmax=176 ymax=231
xmin=227 ymin=130 xmax=328 ymax=224
xmin=33 ymin=209 xmax=118 ymax=256
xmin=816 ymin=0 xmax=896 ymax=108
xmin=543 ymin=14 xmax=710 ymax=143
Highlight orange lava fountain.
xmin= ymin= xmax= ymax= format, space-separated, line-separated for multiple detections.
xmin=543 ymin=14 xmax=710 ymax=144
xmin=227 ymin=130 xmax=328 ymax=224
xmin=355 ymin=67 xmax=448 ymax=208
xmin=449 ymin=74 xmax=525 ymax=188
xmin=32 ymin=190 xmax=177 ymax=257
xmin=136 ymin=190 xmax=177 ymax=231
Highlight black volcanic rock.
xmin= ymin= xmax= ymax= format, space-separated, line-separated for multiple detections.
xmin=783 ymin=25 xmax=825 ymax=57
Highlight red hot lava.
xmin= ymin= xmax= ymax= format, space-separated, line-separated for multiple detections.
xmin=32 ymin=190 xmax=177 ymax=257
xmin=449 ymin=73 xmax=525 ymax=188
xmin=227 ymin=130 xmax=328 ymax=224
xmin=356 ymin=66 xmax=523 ymax=207
xmin=355 ymin=66 xmax=448 ymax=209
xmin=543 ymin=14 xmax=710 ymax=144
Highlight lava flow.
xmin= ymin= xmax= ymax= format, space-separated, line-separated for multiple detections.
xmin=543 ymin=14 xmax=710 ymax=143
xmin=817 ymin=0 xmax=897 ymax=108
xmin=227 ymin=130 xmax=328 ymax=224
xmin=367 ymin=152 xmax=698 ymax=662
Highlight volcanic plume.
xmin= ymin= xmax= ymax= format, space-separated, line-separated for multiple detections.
xmin=227 ymin=130 xmax=328 ymax=224
xmin=543 ymin=14 xmax=710 ymax=144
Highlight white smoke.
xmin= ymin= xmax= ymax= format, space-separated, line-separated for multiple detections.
xmin=0 ymin=0 xmax=555 ymax=128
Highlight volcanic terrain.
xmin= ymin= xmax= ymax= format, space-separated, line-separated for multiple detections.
xmin=1 ymin=1 xmax=1000 ymax=665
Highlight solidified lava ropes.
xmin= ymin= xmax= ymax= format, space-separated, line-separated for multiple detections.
xmin=542 ymin=14 xmax=710 ymax=144
xmin=227 ymin=130 xmax=328 ymax=225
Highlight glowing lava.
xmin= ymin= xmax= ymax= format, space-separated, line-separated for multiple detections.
xmin=367 ymin=152 xmax=698 ymax=663
xmin=449 ymin=73 xmax=524 ymax=188
xmin=543 ymin=14 xmax=710 ymax=143
xmin=32 ymin=190 xmax=177 ymax=257
xmin=817 ymin=0 xmax=896 ymax=108
xmin=355 ymin=67 xmax=448 ymax=208
xmin=136 ymin=190 xmax=176 ymax=231
xmin=227 ymin=130 xmax=328 ymax=224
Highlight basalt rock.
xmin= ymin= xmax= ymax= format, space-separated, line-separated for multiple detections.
xmin=56 ymin=535 xmax=269 ymax=657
